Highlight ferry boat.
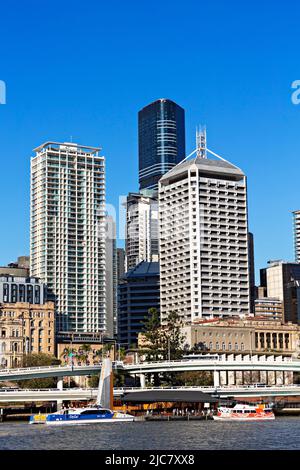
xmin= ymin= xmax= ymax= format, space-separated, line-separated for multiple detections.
xmin=29 ymin=357 xmax=135 ymax=425
xmin=213 ymin=404 xmax=275 ymax=421
xmin=38 ymin=406 xmax=134 ymax=425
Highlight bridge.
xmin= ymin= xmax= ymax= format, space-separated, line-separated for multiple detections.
xmin=0 ymin=356 xmax=299 ymax=388
xmin=0 ymin=385 xmax=299 ymax=403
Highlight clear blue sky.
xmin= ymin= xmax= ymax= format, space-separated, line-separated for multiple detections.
xmin=0 ymin=0 xmax=299 ymax=281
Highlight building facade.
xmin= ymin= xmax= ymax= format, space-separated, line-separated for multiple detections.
xmin=118 ymin=261 xmax=160 ymax=348
xmin=30 ymin=142 xmax=106 ymax=334
xmin=293 ymin=210 xmax=300 ymax=263
xmin=255 ymin=297 xmax=283 ymax=321
xmin=138 ymin=99 xmax=186 ymax=192
xmin=105 ymin=215 xmax=117 ymax=338
xmin=183 ymin=318 xmax=300 ymax=358
xmin=159 ymin=154 xmax=250 ymax=324
xmin=260 ymin=260 xmax=300 ymax=324
xmin=117 ymin=248 xmax=125 ymax=282
xmin=0 ymin=256 xmax=30 ymax=277
xmin=0 ymin=301 xmax=55 ymax=367
xmin=125 ymin=192 xmax=159 ymax=271
xmin=0 ymin=275 xmax=46 ymax=305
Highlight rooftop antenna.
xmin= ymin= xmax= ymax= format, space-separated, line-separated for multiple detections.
xmin=196 ymin=126 xmax=207 ymax=159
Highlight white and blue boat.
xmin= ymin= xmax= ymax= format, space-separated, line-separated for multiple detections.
xmin=43 ymin=406 xmax=134 ymax=425
xmin=29 ymin=357 xmax=135 ymax=425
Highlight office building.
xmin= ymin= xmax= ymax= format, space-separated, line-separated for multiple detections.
xmin=118 ymin=261 xmax=160 ymax=348
xmin=30 ymin=141 xmax=106 ymax=333
xmin=105 ymin=215 xmax=117 ymax=338
xmin=254 ymin=297 xmax=283 ymax=321
xmin=117 ymin=248 xmax=125 ymax=281
xmin=125 ymin=192 xmax=159 ymax=271
xmin=138 ymin=99 xmax=186 ymax=192
xmin=293 ymin=210 xmax=300 ymax=263
xmin=0 ymin=275 xmax=47 ymax=304
xmin=0 ymin=256 xmax=30 ymax=277
xmin=159 ymin=141 xmax=250 ymax=323
xmin=260 ymin=260 xmax=300 ymax=324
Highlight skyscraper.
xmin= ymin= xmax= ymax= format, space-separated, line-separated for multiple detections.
xmin=293 ymin=210 xmax=300 ymax=263
xmin=260 ymin=260 xmax=300 ymax=324
xmin=30 ymin=141 xmax=106 ymax=333
xmin=105 ymin=215 xmax=117 ymax=338
xmin=138 ymin=98 xmax=186 ymax=192
xmin=125 ymin=192 xmax=159 ymax=271
xmin=159 ymin=140 xmax=250 ymax=323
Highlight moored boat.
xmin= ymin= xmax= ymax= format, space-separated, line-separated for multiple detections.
xmin=43 ymin=406 xmax=134 ymax=425
xmin=213 ymin=404 xmax=275 ymax=421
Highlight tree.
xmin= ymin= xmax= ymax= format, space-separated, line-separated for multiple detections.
xmin=176 ymin=371 xmax=213 ymax=386
xmin=141 ymin=309 xmax=187 ymax=386
xmin=60 ymin=346 xmax=77 ymax=365
xmin=76 ymin=344 xmax=92 ymax=365
xmin=16 ymin=353 xmax=61 ymax=389
xmin=142 ymin=308 xmax=163 ymax=362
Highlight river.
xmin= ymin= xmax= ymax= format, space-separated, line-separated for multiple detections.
xmin=0 ymin=417 xmax=299 ymax=450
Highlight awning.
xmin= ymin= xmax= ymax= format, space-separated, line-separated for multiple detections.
xmin=121 ymin=390 xmax=218 ymax=404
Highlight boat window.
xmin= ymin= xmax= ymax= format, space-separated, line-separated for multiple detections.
xmin=80 ymin=409 xmax=111 ymax=416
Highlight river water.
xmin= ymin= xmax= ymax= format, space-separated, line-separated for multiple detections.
xmin=0 ymin=417 xmax=299 ymax=450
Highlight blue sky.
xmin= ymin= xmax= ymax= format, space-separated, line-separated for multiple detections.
xmin=0 ymin=0 xmax=299 ymax=281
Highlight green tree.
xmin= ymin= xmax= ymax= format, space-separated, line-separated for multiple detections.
xmin=176 ymin=371 xmax=213 ymax=386
xmin=142 ymin=308 xmax=163 ymax=362
xmin=16 ymin=353 xmax=61 ymax=389
xmin=76 ymin=344 xmax=92 ymax=364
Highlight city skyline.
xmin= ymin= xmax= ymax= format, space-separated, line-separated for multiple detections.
xmin=1 ymin=1 xmax=300 ymax=279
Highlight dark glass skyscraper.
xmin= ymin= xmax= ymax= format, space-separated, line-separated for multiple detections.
xmin=138 ymin=98 xmax=186 ymax=191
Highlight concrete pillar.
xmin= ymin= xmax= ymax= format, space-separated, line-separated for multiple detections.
xmin=235 ymin=371 xmax=243 ymax=385
xmin=228 ymin=371 xmax=235 ymax=385
xmin=57 ymin=400 xmax=63 ymax=411
xmin=275 ymin=371 xmax=284 ymax=385
xmin=260 ymin=371 xmax=267 ymax=384
xmin=267 ymin=371 xmax=276 ymax=385
xmin=57 ymin=378 xmax=63 ymax=391
xmin=220 ymin=371 xmax=227 ymax=386
xmin=213 ymin=370 xmax=220 ymax=387
xmin=140 ymin=374 xmax=146 ymax=388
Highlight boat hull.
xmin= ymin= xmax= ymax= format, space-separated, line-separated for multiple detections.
xmin=45 ymin=417 xmax=135 ymax=425
xmin=213 ymin=415 xmax=275 ymax=421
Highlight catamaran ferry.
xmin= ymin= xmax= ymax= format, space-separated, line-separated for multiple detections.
xmin=29 ymin=357 xmax=135 ymax=425
xmin=36 ymin=406 xmax=134 ymax=425
xmin=213 ymin=404 xmax=275 ymax=421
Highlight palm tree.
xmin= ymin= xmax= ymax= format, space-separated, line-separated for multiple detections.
xmin=60 ymin=347 xmax=77 ymax=365
xmin=77 ymin=344 xmax=92 ymax=365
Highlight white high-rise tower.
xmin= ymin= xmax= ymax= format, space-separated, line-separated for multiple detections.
xmin=159 ymin=132 xmax=250 ymax=323
xmin=30 ymin=141 xmax=106 ymax=333
xmin=293 ymin=210 xmax=300 ymax=263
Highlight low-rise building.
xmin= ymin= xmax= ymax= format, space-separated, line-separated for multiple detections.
xmin=182 ymin=318 xmax=300 ymax=357
xmin=0 ymin=301 xmax=55 ymax=367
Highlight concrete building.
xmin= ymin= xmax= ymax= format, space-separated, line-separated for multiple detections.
xmin=0 ymin=275 xmax=47 ymax=305
xmin=30 ymin=141 xmax=106 ymax=334
xmin=183 ymin=318 xmax=299 ymax=357
xmin=159 ymin=139 xmax=250 ymax=324
xmin=0 ymin=301 xmax=55 ymax=367
xmin=293 ymin=210 xmax=300 ymax=263
xmin=248 ymin=232 xmax=256 ymax=314
xmin=0 ymin=256 xmax=30 ymax=277
xmin=138 ymin=99 xmax=186 ymax=192
xmin=118 ymin=261 xmax=160 ymax=348
xmin=105 ymin=215 xmax=117 ymax=338
xmin=117 ymin=248 xmax=125 ymax=282
xmin=260 ymin=260 xmax=300 ymax=324
xmin=125 ymin=192 xmax=159 ymax=271
xmin=254 ymin=297 xmax=283 ymax=321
